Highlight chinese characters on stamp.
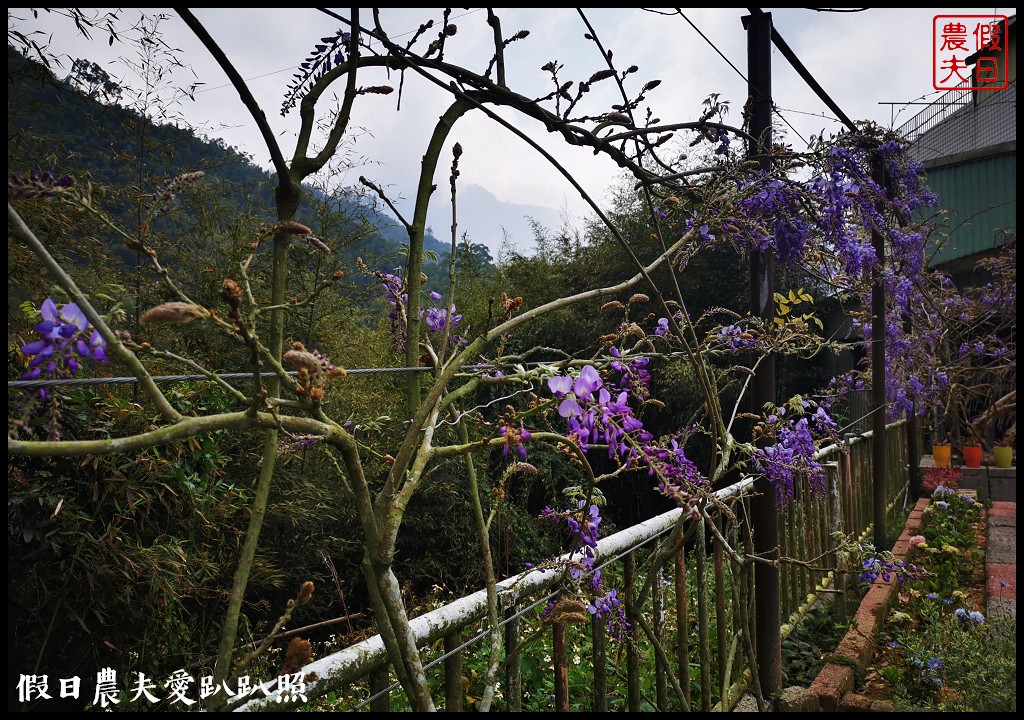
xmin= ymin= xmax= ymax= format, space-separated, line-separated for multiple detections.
xmin=933 ymin=15 xmax=1009 ymax=90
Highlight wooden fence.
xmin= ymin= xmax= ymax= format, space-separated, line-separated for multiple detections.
xmin=234 ymin=420 xmax=910 ymax=712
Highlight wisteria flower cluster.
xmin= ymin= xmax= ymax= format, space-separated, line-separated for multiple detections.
xmin=422 ymin=290 xmax=463 ymax=335
xmin=587 ymin=587 xmax=632 ymax=640
xmin=8 ymin=169 xmax=74 ymax=200
xmin=18 ymin=299 xmax=108 ymax=393
xmin=675 ymin=129 xmax=987 ymax=438
xmin=537 ymin=500 xmax=633 ymax=639
xmin=751 ymin=398 xmax=838 ymax=506
xmin=858 ymin=555 xmax=919 ymax=585
xmin=710 ymin=323 xmax=759 ymax=352
xmin=544 ymin=360 xmax=711 ymax=505
xmin=377 ymin=271 xmax=409 ymax=350
xmin=607 ymin=345 xmax=651 ymax=400
xmin=282 ymin=30 xmax=351 ymax=114
xmin=538 ymin=499 xmax=607 ymax=619
xmin=497 ymin=423 xmax=531 ymax=458
xmin=376 ymin=272 xmax=464 ymax=351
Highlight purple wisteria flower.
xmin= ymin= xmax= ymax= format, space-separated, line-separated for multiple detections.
xmin=19 ymin=299 xmax=108 ymax=391
xmin=573 ymin=365 xmax=602 ymax=402
xmin=588 ymin=588 xmax=619 ymax=616
xmin=8 ymin=169 xmax=73 ymax=199
xmin=713 ymin=324 xmax=757 ymax=352
xmin=608 ymin=346 xmax=651 ymax=399
xmin=541 ymin=500 xmax=606 ymax=590
xmin=498 ymin=424 xmax=532 ymax=458
xmin=587 ymin=587 xmax=632 ymax=639
xmin=858 ymin=555 xmax=918 ymax=585
xmin=378 ymin=272 xmax=408 ymax=349
xmin=539 ymin=499 xmax=634 ymax=639
xmin=548 ymin=367 xmax=604 ymax=419
xmin=547 ymin=374 xmax=573 ymax=398
xmin=714 ymin=128 xmax=731 ymax=156
xmin=684 ymin=217 xmax=716 ymax=247
xmin=545 ymin=358 xmax=707 ymax=504
xmin=753 ymin=416 xmax=826 ymax=505
xmin=376 ymin=270 xmax=466 ymax=349
xmin=421 ymin=305 xmax=462 ymax=334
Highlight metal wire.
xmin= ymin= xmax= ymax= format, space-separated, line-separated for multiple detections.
xmin=6 ymin=365 xmax=488 ymax=391
xmin=5 ymin=355 xmax=681 ymax=391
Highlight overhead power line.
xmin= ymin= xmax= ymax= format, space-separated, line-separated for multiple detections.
xmin=746 ymin=7 xmax=858 ymax=133
xmin=676 ymin=10 xmax=810 ymax=146
xmin=8 ymin=367 xmax=426 ymax=391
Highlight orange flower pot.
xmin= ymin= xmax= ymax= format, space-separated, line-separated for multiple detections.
xmin=962 ymin=445 xmax=983 ymax=468
xmin=932 ymin=444 xmax=951 ymax=468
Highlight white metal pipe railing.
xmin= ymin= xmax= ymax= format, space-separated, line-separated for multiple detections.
xmin=235 ymin=421 xmax=910 ymax=712
xmin=234 ymin=478 xmax=758 ymax=711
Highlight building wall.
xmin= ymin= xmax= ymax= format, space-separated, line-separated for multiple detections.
xmin=923 ymin=146 xmax=1017 ymax=268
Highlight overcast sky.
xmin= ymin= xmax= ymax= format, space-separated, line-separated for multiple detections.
xmin=8 ymin=7 xmax=1017 ymax=256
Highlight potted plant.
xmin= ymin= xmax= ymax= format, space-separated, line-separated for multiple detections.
xmin=961 ymin=431 xmax=983 ymax=468
xmin=992 ymin=428 xmax=1015 ymax=469
xmin=931 ymin=434 xmax=952 ymax=468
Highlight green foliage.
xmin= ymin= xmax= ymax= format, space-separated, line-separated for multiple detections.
xmin=6 ymin=44 xmax=459 ymax=305
xmin=8 ymin=383 xmax=253 ymax=684
xmin=880 ymin=604 xmax=1015 ymax=711
xmin=781 ymin=604 xmax=851 ymax=686
xmin=496 ymin=220 xmax=607 ymax=356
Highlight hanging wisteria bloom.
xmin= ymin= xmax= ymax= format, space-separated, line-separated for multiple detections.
xmin=377 ymin=271 xmax=409 ymax=350
xmin=608 ymin=346 xmax=651 ymax=399
xmin=375 ymin=269 xmax=465 ymax=350
xmin=498 ymin=423 xmax=532 ymax=458
xmin=752 ymin=399 xmax=839 ymax=506
xmin=19 ymin=299 xmax=108 ymax=391
xmin=540 ymin=501 xmax=605 ymax=590
xmin=422 ymin=305 xmax=462 ymax=334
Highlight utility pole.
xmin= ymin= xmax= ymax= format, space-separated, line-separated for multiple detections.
xmin=871 ymin=154 xmax=888 ymax=548
xmin=906 ymin=319 xmax=922 ymax=501
xmin=742 ymin=8 xmax=781 ymax=700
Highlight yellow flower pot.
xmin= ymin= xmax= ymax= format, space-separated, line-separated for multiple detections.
xmin=993 ymin=445 xmax=1013 ymax=468
xmin=932 ymin=444 xmax=951 ymax=468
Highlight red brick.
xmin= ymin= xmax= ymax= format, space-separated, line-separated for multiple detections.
xmin=839 ymin=692 xmax=873 ymax=711
xmin=988 ymin=503 xmax=1016 ymax=518
xmin=810 ymin=664 xmax=854 ymax=712
xmin=987 ymin=564 xmax=1016 ymax=599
